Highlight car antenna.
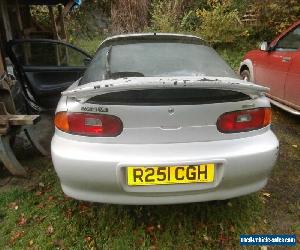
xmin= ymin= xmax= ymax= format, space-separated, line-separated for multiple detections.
xmin=105 ymin=45 xmax=113 ymax=79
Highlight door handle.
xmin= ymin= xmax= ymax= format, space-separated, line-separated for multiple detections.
xmin=282 ymin=57 xmax=291 ymax=62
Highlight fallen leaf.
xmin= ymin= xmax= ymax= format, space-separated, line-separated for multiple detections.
xmin=84 ymin=236 xmax=92 ymax=242
xmin=250 ymin=225 xmax=256 ymax=234
xmin=37 ymin=203 xmax=45 ymax=209
xmin=47 ymin=195 xmax=54 ymax=201
xmin=65 ymin=208 xmax=73 ymax=219
xmin=38 ymin=182 xmax=45 ymax=187
xmin=263 ymin=219 xmax=268 ymax=224
xmin=229 ymin=225 xmax=235 ymax=233
xmin=85 ymin=236 xmax=96 ymax=248
xmin=53 ymin=239 xmax=65 ymax=248
xmin=8 ymin=202 xmax=18 ymax=210
xmin=47 ymin=225 xmax=54 ymax=235
xmin=10 ymin=231 xmax=24 ymax=243
xmin=17 ymin=214 xmax=27 ymax=226
xmin=262 ymin=192 xmax=271 ymax=198
xmin=203 ymin=234 xmax=209 ymax=241
xmin=35 ymin=191 xmax=43 ymax=196
xmin=292 ymin=144 xmax=298 ymax=148
xmin=63 ymin=195 xmax=72 ymax=201
xmin=79 ymin=202 xmax=90 ymax=214
xmin=29 ymin=239 xmax=34 ymax=246
xmin=145 ymin=225 xmax=155 ymax=233
xmin=33 ymin=215 xmax=46 ymax=223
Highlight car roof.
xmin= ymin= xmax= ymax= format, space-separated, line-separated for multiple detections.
xmin=99 ymin=33 xmax=206 ymax=48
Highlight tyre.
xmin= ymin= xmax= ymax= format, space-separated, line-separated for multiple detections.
xmin=240 ymin=69 xmax=251 ymax=82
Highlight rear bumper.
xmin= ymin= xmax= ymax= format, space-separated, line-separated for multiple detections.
xmin=51 ymin=130 xmax=279 ymax=204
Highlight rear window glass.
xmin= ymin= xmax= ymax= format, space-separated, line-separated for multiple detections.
xmin=80 ymin=41 xmax=236 ymax=85
xmin=87 ymin=88 xmax=250 ymax=105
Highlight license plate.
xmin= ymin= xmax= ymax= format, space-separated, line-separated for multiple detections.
xmin=127 ymin=164 xmax=214 ymax=186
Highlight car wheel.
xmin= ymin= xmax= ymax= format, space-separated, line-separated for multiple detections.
xmin=240 ymin=69 xmax=251 ymax=82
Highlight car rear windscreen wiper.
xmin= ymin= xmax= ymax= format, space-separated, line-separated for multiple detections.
xmin=105 ymin=45 xmax=113 ymax=79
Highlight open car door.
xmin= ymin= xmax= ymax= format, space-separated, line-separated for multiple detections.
xmin=7 ymin=39 xmax=92 ymax=111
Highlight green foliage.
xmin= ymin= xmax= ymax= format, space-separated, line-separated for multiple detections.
xmin=217 ymin=48 xmax=245 ymax=71
xmin=30 ymin=6 xmax=51 ymax=28
xmin=29 ymin=0 xmax=300 ymax=50
xmin=66 ymin=0 xmax=110 ymax=40
xmin=196 ymin=0 xmax=248 ymax=46
xmin=70 ymin=38 xmax=102 ymax=55
xmin=180 ymin=9 xmax=200 ymax=32
xmin=150 ymin=0 xmax=182 ymax=33
xmin=249 ymin=0 xmax=300 ymax=42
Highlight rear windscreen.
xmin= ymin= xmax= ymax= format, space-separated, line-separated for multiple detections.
xmin=87 ymin=88 xmax=250 ymax=105
xmin=80 ymin=41 xmax=236 ymax=85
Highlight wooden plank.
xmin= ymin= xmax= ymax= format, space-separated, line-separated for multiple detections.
xmin=15 ymin=0 xmax=24 ymax=38
xmin=0 ymin=115 xmax=40 ymax=126
xmin=48 ymin=6 xmax=61 ymax=65
xmin=0 ymin=115 xmax=9 ymax=125
xmin=0 ymin=0 xmax=13 ymax=41
xmin=48 ymin=6 xmax=59 ymax=40
xmin=0 ymin=49 xmax=4 ymax=76
xmin=58 ymin=5 xmax=67 ymax=40
xmin=9 ymin=115 xmax=40 ymax=126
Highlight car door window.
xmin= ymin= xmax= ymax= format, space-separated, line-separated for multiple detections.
xmin=11 ymin=41 xmax=89 ymax=67
xmin=276 ymin=26 xmax=300 ymax=51
xmin=8 ymin=40 xmax=92 ymax=109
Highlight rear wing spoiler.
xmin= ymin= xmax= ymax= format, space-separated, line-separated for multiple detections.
xmin=62 ymin=76 xmax=269 ymax=100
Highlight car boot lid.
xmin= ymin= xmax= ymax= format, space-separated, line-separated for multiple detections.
xmin=62 ymin=76 xmax=269 ymax=100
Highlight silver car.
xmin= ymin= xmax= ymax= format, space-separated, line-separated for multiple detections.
xmin=51 ymin=33 xmax=279 ymax=205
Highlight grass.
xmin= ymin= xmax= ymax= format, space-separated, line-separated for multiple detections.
xmin=217 ymin=48 xmax=245 ymax=72
xmin=0 ymin=157 xmax=263 ymax=249
xmin=3 ymin=114 xmax=298 ymax=249
xmin=0 ymin=40 xmax=299 ymax=249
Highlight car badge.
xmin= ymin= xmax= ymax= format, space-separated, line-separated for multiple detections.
xmin=168 ymin=107 xmax=175 ymax=115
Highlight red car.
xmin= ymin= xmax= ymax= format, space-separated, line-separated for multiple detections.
xmin=240 ymin=20 xmax=300 ymax=115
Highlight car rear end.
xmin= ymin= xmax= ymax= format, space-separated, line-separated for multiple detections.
xmin=51 ymin=34 xmax=278 ymax=204
xmin=51 ymin=78 xmax=278 ymax=205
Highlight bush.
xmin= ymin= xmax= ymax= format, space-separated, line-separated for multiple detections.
xmin=111 ymin=0 xmax=150 ymax=33
xmin=249 ymin=0 xmax=300 ymax=42
xmin=150 ymin=0 xmax=197 ymax=33
xmin=196 ymin=0 xmax=248 ymax=46
xmin=66 ymin=0 xmax=110 ymax=40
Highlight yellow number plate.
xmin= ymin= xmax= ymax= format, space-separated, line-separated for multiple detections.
xmin=127 ymin=164 xmax=214 ymax=186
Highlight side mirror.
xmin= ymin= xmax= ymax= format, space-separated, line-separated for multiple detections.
xmin=260 ymin=41 xmax=270 ymax=51
xmin=83 ymin=58 xmax=91 ymax=66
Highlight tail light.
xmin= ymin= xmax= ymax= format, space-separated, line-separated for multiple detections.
xmin=54 ymin=112 xmax=123 ymax=137
xmin=217 ymin=108 xmax=271 ymax=133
